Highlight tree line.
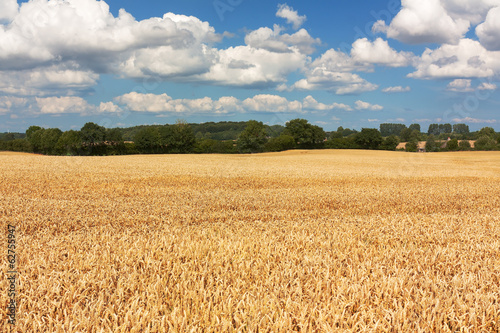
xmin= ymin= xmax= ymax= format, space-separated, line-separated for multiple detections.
xmin=0 ymin=120 xmax=499 ymax=155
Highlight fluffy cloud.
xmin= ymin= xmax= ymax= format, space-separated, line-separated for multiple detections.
xmin=34 ymin=96 xmax=121 ymax=115
xmin=0 ymin=64 xmax=99 ymax=96
xmin=452 ymin=117 xmax=497 ymax=124
xmin=351 ymin=38 xmax=415 ymax=67
xmin=290 ymin=38 xmax=413 ymax=95
xmin=0 ymin=96 xmax=27 ymax=114
xmin=355 ymin=100 xmax=384 ymax=111
xmin=0 ymin=0 xmax=232 ymax=95
xmin=0 ymin=0 xmax=319 ymax=94
xmin=476 ymin=6 xmax=500 ymax=51
xmin=114 ymin=92 xmax=356 ymax=115
xmin=382 ymin=86 xmax=411 ymax=93
xmin=302 ymin=95 xmax=352 ymax=111
xmin=36 ymin=96 xmax=94 ymax=115
xmin=442 ymin=0 xmax=500 ymax=25
xmin=447 ymin=79 xmax=474 ymax=92
xmin=478 ymin=82 xmax=497 ymax=90
xmin=242 ymin=94 xmax=303 ymax=113
xmin=409 ymin=39 xmax=500 ymax=79
xmin=291 ymin=48 xmax=377 ymax=95
xmin=195 ymin=45 xmax=308 ymax=88
xmin=0 ymin=0 xmax=18 ymax=23
xmin=276 ymin=4 xmax=306 ymax=30
xmin=245 ymin=25 xmax=320 ymax=55
xmin=373 ymin=0 xmax=470 ymax=44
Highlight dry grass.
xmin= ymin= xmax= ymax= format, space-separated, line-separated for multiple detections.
xmin=1 ymin=150 xmax=500 ymax=332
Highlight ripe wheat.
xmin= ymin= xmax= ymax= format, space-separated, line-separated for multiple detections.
xmin=1 ymin=150 xmax=499 ymax=332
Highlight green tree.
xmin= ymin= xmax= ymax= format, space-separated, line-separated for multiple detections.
xmin=406 ymin=139 xmax=418 ymax=152
xmin=160 ymin=121 xmax=196 ymax=153
xmin=428 ymin=124 xmax=439 ymax=136
xmin=28 ymin=128 xmax=45 ymax=153
xmin=264 ymin=134 xmax=296 ymax=152
xmin=400 ymin=128 xmax=419 ymax=142
xmin=134 ymin=127 xmax=160 ymax=153
xmin=2 ymin=133 xmax=15 ymax=141
xmin=41 ymin=128 xmax=63 ymax=155
xmin=284 ymin=118 xmax=325 ymax=148
xmin=56 ymin=130 xmax=82 ymax=155
xmin=478 ymin=127 xmax=495 ymax=138
xmin=26 ymin=126 xmax=42 ymax=141
xmin=425 ymin=135 xmax=438 ymax=152
xmin=447 ymin=138 xmax=459 ymax=151
xmin=355 ymin=128 xmax=383 ymax=150
xmin=442 ymin=123 xmax=452 ymax=134
xmin=475 ymin=135 xmax=497 ymax=150
xmin=458 ymin=140 xmax=471 ymax=150
xmin=106 ymin=128 xmax=123 ymax=142
xmin=81 ymin=122 xmax=106 ymax=144
xmin=379 ymin=123 xmax=406 ymax=137
xmin=453 ymin=123 xmax=469 ymax=135
xmin=409 ymin=123 xmax=421 ymax=133
xmin=380 ymin=135 xmax=399 ymax=151
xmin=237 ymin=120 xmax=268 ymax=153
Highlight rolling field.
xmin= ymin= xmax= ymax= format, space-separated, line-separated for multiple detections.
xmin=1 ymin=150 xmax=500 ymax=332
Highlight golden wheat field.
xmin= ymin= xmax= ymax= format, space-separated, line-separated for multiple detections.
xmin=1 ymin=150 xmax=500 ymax=332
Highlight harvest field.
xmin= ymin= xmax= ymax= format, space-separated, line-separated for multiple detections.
xmin=1 ymin=150 xmax=500 ymax=332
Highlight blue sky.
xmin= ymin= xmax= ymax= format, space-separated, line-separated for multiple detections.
xmin=0 ymin=0 xmax=499 ymax=133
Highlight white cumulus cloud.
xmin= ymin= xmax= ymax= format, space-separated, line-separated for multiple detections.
xmin=373 ymin=0 xmax=470 ymax=44
xmin=409 ymin=39 xmax=500 ymax=79
xmin=447 ymin=79 xmax=474 ymax=92
xmin=0 ymin=0 xmax=18 ymax=23
xmin=478 ymin=82 xmax=497 ymax=90
xmin=382 ymin=86 xmax=411 ymax=93
xmin=351 ymin=38 xmax=415 ymax=67
xmin=476 ymin=6 xmax=500 ymax=51
xmin=276 ymin=4 xmax=306 ymax=30
xmin=355 ymin=100 xmax=384 ymax=111
xmin=452 ymin=117 xmax=497 ymax=124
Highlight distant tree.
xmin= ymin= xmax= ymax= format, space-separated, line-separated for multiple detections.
xmin=329 ymin=130 xmax=343 ymax=139
xmin=478 ymin=127 xmax=495 ymax=138
xmin=56 ymin=130 xmax=82 ymax=155
xmin=442 ymin=123 xmax=453 ymax=134
xmin=405 ymin=139 xmax=418 ymax=152
xmin=428 ymin=124 xmax=439 ymax=136
xmin=341 ymin=128 xmax=358 ymax=137
xmin=134 ymin=127 xmax=160 ymax=153
xmin=106 ymin=128 xmax=123 ymax=142
xmin=380 ymin=135 xmax=399 ymax=150
xmin=26 ymin=126 xmax=42 ymax=141
xmin=400 ymin=128 xmax=419 ymax=142
xmin=2 ymin=133 xmax=15 ymax=141
xmin=264 ymin=134 xmax=296 ymax=152
xmin=284 ymin=118 xmax=325 ymax=148
xmin=458 ymin=140 xmax=471 ymax=150
xmin=81 ymin=122 xmax=106 ymax=144
xmin=41 ymin=128 xmax=63 ymax=155
xmin=159 ymin=120 xmax=196 ymax=153
xmin=475 ymin=135 xmax=497 ymax=150
xmin=237 ymin=120 xmax=268 ymax=153
xmin=409 ymin=123 xmax=421 ymax=133
xmin=28 ymin=128 xmax=45 ymax=153
xmin=380 ymin=123 xmax=406 ymax=137
xmin=427 ymin=123 xmax=451 ymax=136
xmin=447 ymin=138 xmax=459 ymax=151
xmin=355 ymin=128 xmax=383 ymax=150
xmin=453 ymin=123 xmax=469 ymax=135
xmin=425 ymin=135 xmax=438 ymax=152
